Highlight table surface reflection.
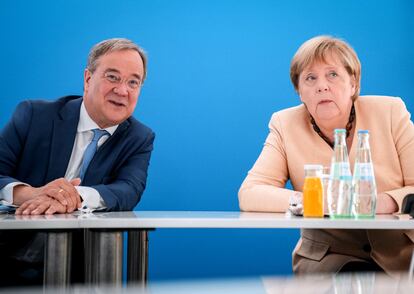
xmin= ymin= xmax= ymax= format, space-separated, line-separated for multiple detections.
xmin=0 ymin=211 xmax=413 ymax=230
xmin=2 ymin=273 xmax=414 ymax=293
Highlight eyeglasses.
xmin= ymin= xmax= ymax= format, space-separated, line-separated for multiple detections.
xmin=103 ymin=71 xmax=142 ymax=91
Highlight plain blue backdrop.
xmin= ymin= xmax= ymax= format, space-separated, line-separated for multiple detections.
xmin=0 ymin=0 xmax=413 ymax=281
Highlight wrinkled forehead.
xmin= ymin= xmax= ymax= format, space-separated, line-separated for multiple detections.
xmin=96 ymin=50 xmax=144 ymax=75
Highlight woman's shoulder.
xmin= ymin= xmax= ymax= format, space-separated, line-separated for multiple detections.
xmin=270 ymin=104 xmax=307 ymax=121
xmin=356 ymin=95 xmax=405 ymax=108
xmin=268 ymin=104 xmax=309 ymax=132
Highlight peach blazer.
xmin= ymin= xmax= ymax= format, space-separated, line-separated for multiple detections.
xmin=239 ymin=96 xmax=414 ymax=275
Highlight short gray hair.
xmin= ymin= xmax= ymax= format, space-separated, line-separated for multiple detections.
xmin=87 ymin=38 xmax=148 ymax=82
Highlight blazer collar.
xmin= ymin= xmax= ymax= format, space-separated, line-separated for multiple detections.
xmin=46 ymin=96 xmax=131 ymax=182
xmin=45 ymin=96 xmax=83 ymax=182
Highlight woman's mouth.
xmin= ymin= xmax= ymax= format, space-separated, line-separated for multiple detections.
xmin=318 ymin=99 xmax=333 ymax=105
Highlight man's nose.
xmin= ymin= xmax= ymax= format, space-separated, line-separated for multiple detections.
xmin=113 ymin=83 xmax=129 ymax=96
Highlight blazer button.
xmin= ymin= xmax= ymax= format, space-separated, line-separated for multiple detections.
xmin=363 ymin=244 xmax=371 ymax=252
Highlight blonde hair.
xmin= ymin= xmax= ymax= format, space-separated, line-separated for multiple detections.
xmin=290 ymin=36 xmax=361 ymax=100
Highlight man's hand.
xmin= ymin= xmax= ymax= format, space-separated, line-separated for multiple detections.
xmin=13 ymin=178 xmax=82 ymax=213
xmin=16 ymin=195 xmax=67 ymax=215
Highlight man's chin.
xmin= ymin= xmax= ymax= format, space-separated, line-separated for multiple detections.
xmin=99 ymin=116 xmax=126 ymax=128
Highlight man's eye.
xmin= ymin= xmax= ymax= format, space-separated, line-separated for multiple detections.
xmin=128 ymin=79 xmax=140 ymax=88
xmin=106 ymin=74 xmax=120 ymax=82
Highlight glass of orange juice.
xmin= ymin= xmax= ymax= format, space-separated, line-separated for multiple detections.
xmin=303 ymin=165 xmax=324 ymax=218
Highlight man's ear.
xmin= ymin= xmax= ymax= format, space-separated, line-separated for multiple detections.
xmin=84 ymin=69 xmax=91 ymax=93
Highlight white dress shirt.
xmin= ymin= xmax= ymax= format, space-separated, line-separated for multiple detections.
xmin=0 ymin=101 xmax=118 ymax=211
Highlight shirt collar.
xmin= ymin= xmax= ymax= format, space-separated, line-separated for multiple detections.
xmin=78 ymin=101 xmax=118 ymax=135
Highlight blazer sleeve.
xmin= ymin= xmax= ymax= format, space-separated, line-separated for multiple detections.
xmin=238 ymin=113 xmax=295 ymax=212
xmin=91 ymin=130 xmax=155 ymax=211
xmin=0 ymin=101 xmax=32 ymax=190
xmin=383 ymin=98 xmax=414 ymax=209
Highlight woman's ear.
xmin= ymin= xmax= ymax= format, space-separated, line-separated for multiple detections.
xmin=298 ymin=89 xmax=304 ymax=102
xmin=350 ymin=76 xmax=356 ymax=96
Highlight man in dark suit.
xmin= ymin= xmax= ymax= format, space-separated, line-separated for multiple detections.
xmin=0 ymin=38 xmax=155 ymax=285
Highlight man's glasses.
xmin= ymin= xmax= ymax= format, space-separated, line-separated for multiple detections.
xmin=103 ymin=71 xmax=142 ymax=91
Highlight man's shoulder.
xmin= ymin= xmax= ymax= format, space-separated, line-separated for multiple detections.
xmin=125 ymin=116 xmax=154 ymax=138
xmin=16 ymin=95 xmax=82 ymax=114
xmin=12 ymin=95 xmax=82 ymax=123
xmin=24 ymin=95 xmax=82 ymax=109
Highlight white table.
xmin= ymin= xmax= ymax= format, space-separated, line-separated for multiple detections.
xmin=80 ymin=211 xmax=414 ymax=229
xmin=1 ymin=211 xmax=413 ymax=287
xmin=4 ymin=273 xmax=414 ymax=293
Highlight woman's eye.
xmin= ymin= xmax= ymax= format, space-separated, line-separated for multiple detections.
xmin=305 ymin=75 xmax=316 ymax=81
xmin=328 ymin=72 xmax=338 ymax=78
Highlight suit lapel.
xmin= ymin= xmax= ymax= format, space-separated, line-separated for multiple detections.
xmin=82 ymin=119 xmax=130 ymax=184
xmin=45 ymin=97 xmax=82 ymax=183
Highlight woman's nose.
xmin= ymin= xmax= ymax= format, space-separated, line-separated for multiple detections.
xmin=316 ymin=79 xmax=329 ymax=93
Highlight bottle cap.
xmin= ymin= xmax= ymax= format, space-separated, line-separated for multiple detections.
xmin=334 ymin=129 xmax=346 ymax=133
xmin=358 ymin=130 xmax=369 ymax=134
xmin=304 ymin=164 xmax=323 ymax=170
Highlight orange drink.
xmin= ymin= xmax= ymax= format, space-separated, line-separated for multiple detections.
xmin=303 ymin=165 xmax=324 ymax=218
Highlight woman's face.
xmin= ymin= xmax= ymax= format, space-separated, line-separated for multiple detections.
xmin=298 ymin=53 xmax=356 ymax=123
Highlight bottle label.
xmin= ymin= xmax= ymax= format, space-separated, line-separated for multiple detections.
xmin=354 ymin=163 xmax=374 ymax=180
xmin=330 ymin=162 xmax=351 ymax=179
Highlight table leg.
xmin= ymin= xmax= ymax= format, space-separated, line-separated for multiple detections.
xmin=44 ymin=231 xmax=72 ymax=287
xmin=85 ymin=229 xmax=123 ymax=286
xmin=127 ymin=229 xmax=149 ymax=285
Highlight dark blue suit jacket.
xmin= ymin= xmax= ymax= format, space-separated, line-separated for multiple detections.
xmin=0 ymin=95 xmax=155 ymax=211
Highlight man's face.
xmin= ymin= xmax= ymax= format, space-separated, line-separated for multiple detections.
xmin=83 ymin=49 xmax=144 ymax=128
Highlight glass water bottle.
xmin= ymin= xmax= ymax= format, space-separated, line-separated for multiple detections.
xmin=327 ymin=129 xmax=353 ymax=218
xmin=352 ymin=130 xmax=377 ymax=218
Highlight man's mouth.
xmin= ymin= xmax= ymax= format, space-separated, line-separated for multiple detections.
xmin=108 ymin=100 xmax=126 ymax=107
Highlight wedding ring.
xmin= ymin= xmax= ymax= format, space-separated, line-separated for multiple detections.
xmin=58 ymin=189 xmax=64 ymax=193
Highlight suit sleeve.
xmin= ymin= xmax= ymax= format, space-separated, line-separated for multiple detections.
xmin=238 ymin=113 xmax=295 ymax=212
xmin=383 ymin=98 xmax=414 ymax=209
xmin=91 ymin=130 xmax=155 ymax=211
xmin=0 ymin=101 xmax=32 ymax=190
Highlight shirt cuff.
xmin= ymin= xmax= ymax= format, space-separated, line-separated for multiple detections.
xmin=0 ymin=182 xmax=28 ymax=205
xmin=75 ymin=186 xmax=107 ymax=212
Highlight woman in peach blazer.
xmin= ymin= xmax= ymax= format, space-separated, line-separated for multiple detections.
xmin=239 ymin=36 xmax=414 ymax=275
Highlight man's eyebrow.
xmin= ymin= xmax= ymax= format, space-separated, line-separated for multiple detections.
xmin=131 ymin=73 xmax=142 ymax=80
xmin=104 ymin=68 xmax=141 ymax=80
xmin=104 ymin=68 xmax=121 ymax=74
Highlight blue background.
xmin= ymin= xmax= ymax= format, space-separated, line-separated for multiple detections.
xmin=0 ymin=0 xmax=413 ymax=281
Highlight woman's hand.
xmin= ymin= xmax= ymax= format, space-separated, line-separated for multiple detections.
xmin=376 ymin=193 xmax=398 ymax=214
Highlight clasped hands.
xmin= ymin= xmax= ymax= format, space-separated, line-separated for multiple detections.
xmin=14 ymin=178 xmax=82 ymax=215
